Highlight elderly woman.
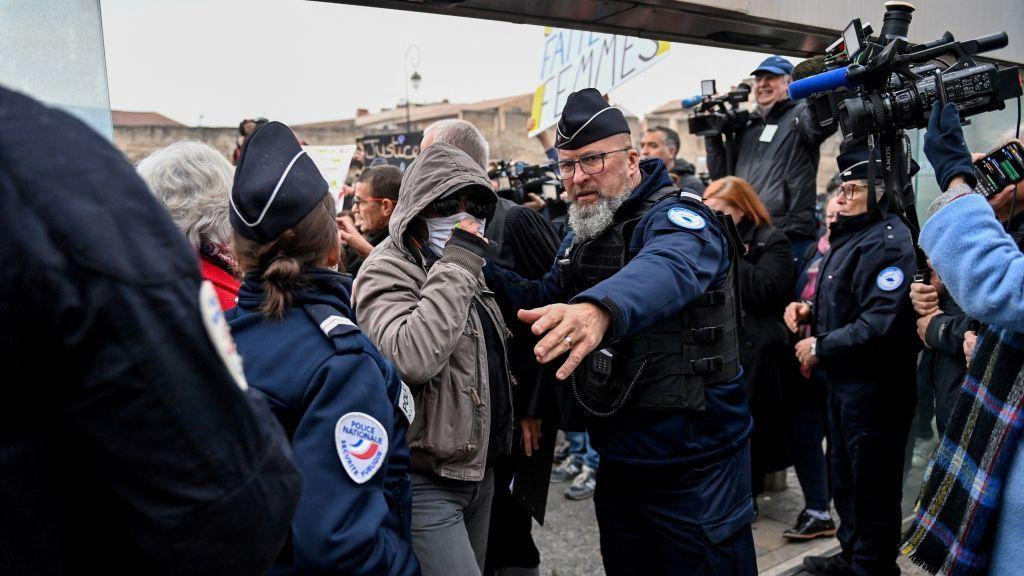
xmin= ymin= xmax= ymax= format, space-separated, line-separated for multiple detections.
xmin=137 ymin=140 xmax=240 ymax=309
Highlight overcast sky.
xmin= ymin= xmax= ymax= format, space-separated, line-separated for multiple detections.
xmin=100 ymin=0 xmax=775 ymax=127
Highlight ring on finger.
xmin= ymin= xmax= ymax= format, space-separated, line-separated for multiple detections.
xmin=564 ymin=334 xmax=575 ymax=348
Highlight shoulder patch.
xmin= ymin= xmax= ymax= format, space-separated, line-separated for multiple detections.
xmin=199 ymin=281 xmax=248 ymax=390
xmin=667 ymin=207 xmax=706 ymax=230
xmin=319 ymin=314 xmax=358 ymax=336
xmin=398 ymin=381 xmax=416 ymax=424
xmin=876 ymin=266 xmax=905 ymax=292
xmin=335 ymin=412 xmax=388 ymax=484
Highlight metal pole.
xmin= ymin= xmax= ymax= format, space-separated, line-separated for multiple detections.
xmin=404 ymin=44 xmax=420 ymax=133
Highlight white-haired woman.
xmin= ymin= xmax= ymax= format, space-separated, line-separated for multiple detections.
xmin=137 ymin=140 xmax=240 ymax=309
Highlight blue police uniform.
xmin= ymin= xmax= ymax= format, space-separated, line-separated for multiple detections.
xmin=0 ymin=85 xmax=301 ymax=575
xmin=228 ymin=270 xmax=419 ymax=576
xmin=487 ymin=157 xmax=756 ymax=574
xmin=811 ymin=208 xmax=917 ymax=576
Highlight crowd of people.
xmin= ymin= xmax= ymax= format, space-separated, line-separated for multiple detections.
xmin=3 ymin=50 xmax=1024 ymax=576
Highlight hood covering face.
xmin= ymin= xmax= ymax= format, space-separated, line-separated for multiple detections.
xmin=388 ymin=142 xmax=496 ymax=257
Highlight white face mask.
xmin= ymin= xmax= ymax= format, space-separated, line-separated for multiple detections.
xmin=423 ymin=212 xmax=486 ymax=255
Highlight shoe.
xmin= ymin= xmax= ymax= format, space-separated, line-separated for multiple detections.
xmin=565 ymin=465 xmax=597 ymax=500
xmin=802 ymin=553 xmax=854 ymax=576
xmin=783 ymin=510 xmax=837 ymax=541
xmin=553 ymin=439 xmax=570 ymax=462
xmin=550 ymin=454 xmax=582 ymax=483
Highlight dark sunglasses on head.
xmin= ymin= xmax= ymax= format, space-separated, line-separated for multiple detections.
xmin=432 ymin=185 xmax=496 ymax=220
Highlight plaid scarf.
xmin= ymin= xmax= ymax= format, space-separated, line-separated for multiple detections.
xmin=902 ymin=326 xmax=1024 ymax=575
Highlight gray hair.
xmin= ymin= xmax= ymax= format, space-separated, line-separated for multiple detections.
xmin=423 ymin=119 xmax=489 ymax=169
xmin=137 ymin=140 xmax=234 ymax=251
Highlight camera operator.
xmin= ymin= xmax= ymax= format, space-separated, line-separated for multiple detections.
xmin=902 ymin=103 xmax=1024 ymax=575
xmin=641 ymin=126 xmax=705 ymax=193
xmin=705 ymin=56 xmax=835 ymax=266
xmin=784 ymin=141 xmax=917 ymax=576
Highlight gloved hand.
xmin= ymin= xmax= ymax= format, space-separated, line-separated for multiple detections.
xmin=923 ymin=102 xmax=977 ymax=191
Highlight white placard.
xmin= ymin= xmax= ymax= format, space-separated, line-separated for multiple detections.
xmin=529 ymin=28 xmax=671 ymax=137
xmin=303 ymin=145 xmax=358 ymax=210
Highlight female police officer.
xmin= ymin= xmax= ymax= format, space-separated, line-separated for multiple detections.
xmin=785 ymin=142 xmax=917 ymax=576
xmin=226 ymin=122 xmax=419 ymax=576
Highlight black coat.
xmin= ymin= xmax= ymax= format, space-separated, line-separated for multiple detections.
xmin=917 ymin=291 xmax=972 ymax=435
xmin=671 ymin=158 xmax=706 ymax=194
xmin=736 ymin=220 xmax=795 ymax=479
xmin=706 ymin=99 xmax=835 ymax=241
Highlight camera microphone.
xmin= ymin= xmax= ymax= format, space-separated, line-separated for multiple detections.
xmin=789 ymin=66 xmax=858 ymax=100
xmin=681 ymin=95 xmax=703 ymax=108
xmin=792 ymin=55 xmax=829 ymax=81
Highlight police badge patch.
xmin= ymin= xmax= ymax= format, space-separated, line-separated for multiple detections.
xmin=876 ymin=266 xmax=905 ymax=291
xmin=336 ymin=412 xmax=389 ymax=484
xmin=667 ymin=207 xmax=706 ymax=230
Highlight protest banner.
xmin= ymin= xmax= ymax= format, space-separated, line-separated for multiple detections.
xmin=529 ymin=28 xmax=671 ymax=137
xmin=303 ymin=144 xmax=358 ymax=212
xmin=358 ymin=131 xmax=423 ymax=172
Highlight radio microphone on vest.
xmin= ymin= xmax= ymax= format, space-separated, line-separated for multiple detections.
xmin=681 ymin=95 xmax=703 ymax=108
xmin=788 ymin=66 xmax=858 ymax=100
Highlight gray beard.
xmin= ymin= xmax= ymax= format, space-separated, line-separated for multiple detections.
xmin=568 ymin=192 xmax=626 ymax=242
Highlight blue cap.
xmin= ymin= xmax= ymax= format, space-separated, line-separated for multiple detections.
xmin=751 ymin=55 xmax=794 ymax=76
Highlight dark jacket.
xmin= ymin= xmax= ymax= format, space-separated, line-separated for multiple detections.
xmin=0 ymin=85 xmax=300 ymax=576
xmin=671 ymin=157 xmax=706 ymax=194
xmin=918 ymin=291 xmax=972 ymax=435
xmin=813 ymin=210 xmax=917 ymax=387
xmin=228 ymin=270 xmax=418 ymax=576
xmin=706 ymin=98 xmax=834 ymax=241
xmin=345 ymin=227 xmax=389 ymax=278
xmin=486 ymin=158 xmax=753 ymax=468
xmin=736 ymin=220 xmax=794 ymax=476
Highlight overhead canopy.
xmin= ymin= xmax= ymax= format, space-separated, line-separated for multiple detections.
xmin=314 ymin=0 xmax=1023 ymax=66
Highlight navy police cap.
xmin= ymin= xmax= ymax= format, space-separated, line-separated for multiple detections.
xmin=230 ymin=121 xmax=328 ymax=242
xmin=555 ymin=88 xmax=631 ymax=150
xmin=837 ymin=139 xmax=920 ymax=182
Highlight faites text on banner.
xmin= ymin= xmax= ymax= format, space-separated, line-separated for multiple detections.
xmin=529 ymin=28 xmax=671 ymax=138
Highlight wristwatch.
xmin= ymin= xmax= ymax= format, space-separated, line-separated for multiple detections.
xmin=809 ymin=338 xmax=817 ymax=357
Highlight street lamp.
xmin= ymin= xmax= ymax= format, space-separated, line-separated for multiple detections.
xmin=404 ymin=44 xmax=421 ymax=132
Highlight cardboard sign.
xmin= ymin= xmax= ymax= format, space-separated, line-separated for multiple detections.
xmin=303 ymin=145 xmax=358 ymax=211
xmin=529 ymin=28 xmax=671 ymax=137
xmin=358 ymin=132 xmax=423 ymax=173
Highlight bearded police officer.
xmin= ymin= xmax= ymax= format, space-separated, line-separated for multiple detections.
xmin=486 ymin=88 xmax=756 ymax=575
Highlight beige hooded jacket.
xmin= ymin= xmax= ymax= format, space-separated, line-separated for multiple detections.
xmin=353 ymin=142 xmax=512 ymax=482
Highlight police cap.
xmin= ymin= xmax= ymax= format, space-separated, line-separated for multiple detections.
xmin=230 ymin=121 xmax=328 ymax=242
xmin=837 ymin=139 xmax=920 ymax=182
xmin=555 ymin=88 xmax=631 ymax=150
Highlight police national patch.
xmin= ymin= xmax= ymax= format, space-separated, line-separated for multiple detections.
xmin=876 ymin=266 xmax=905 ymax=292
xmin=198 ymin=281 xmax=248 ymax=390
xmin=667 ymin=207 xmax=706 ymax=230
xmin=336 ymin=412 xmax=388 ymax=484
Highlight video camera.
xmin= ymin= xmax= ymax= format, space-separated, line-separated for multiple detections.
xmin=789 ymin=2 xmax=1022 ymax=143
xmin=488 ymin=160 xmax=565 ymax=205
xmin=686 ymin=80 xmax=752 ymax=137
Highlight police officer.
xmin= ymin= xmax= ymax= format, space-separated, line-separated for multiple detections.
xmin=0 ymin=86 xmax=301 ymax=575
xmin=487 ymin=88 xmax=756 ymax=575
xmin=226 ymin=122 xmax=419 ymax=576
xmin=785 ymin=143 xmax=917 ymax=576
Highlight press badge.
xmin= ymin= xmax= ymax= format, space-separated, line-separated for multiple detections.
xmin=759 ymin=124 xmax=779 ymax=143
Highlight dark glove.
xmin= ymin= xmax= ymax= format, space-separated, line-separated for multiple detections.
xmin=923 ymin=102 xmax=976 ymax=191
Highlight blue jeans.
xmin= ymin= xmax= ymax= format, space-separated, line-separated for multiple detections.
xmin=566 ymin=431 xmax=600 ymax=469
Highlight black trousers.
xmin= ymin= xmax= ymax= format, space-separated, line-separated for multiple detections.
xmin=827 ymin=376 xmax=915 ymax=576
xmin=594 ymin=445 xmax=757 ymax=576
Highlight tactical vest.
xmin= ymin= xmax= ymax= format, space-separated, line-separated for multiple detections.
xmin=560 ymin=187 xmax=742 ymax=416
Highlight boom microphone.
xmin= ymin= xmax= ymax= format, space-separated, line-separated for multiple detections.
xmin=788 ymin=66 xmax=858 ymax=100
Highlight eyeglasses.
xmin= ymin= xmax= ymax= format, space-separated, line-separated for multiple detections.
xmin=552 ymin=147 xmax=633 ymax=181
xmin=352 ymin=196 xmax=389 ymax=208
xmin=836 ymin=182 xmax=868 ymax=200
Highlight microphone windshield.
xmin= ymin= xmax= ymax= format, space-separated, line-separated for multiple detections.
xmin=792 ymin=55 xmax=828 ymax=81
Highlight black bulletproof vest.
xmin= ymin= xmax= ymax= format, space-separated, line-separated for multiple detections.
xmin=561 ymin=187 xmax=741 ymax=416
